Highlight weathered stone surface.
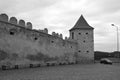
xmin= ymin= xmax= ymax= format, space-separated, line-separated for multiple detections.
xmin=19 ymin=19 xmax=25 ymax=27
xmin=9 ymin=17 xmax=17 ymax=24
xmin=65 ymin=37 xmax=68 ymax=40
xmin=0 ymin=13 xmax=8 ymax=22
xmin=0 ymin=13 xmax=94 ymax=66
xmin=52 ymin=32 xmax=56 ymax=36
xmin=52 ymin=32 xmax=59 ymax=37
xmin=26 ymin=22 xmax=32 ymax=29
xmin=44 ymin=28 xmax=48 ymax=34
xmin=60 ymin=34 xmax=63 ymax=39
xmin=56 ymin=33 xmax=59 ymax=37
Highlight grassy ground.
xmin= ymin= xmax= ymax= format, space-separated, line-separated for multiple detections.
xmin=0 ymin=63 xmax=120 ymax=80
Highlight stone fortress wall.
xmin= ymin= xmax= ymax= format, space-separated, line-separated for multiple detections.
xmin=70 ymin=30 xmax=94 ymax=61
xmin=0 ymin=13 xmax=78 ymax=66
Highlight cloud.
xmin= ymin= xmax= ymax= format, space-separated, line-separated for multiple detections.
xmin=0 ymin=0 xmax=120 ymax=52
xmin=0 ymin=0 xmax=59 ymax=13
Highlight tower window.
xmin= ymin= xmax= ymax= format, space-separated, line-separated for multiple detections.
xmin=34 ymin=37 xmax=38 ymax=40
xmin=78 ymin=50 xmax=81 ymax=52
xmin=72 ymin=32 xmax=74 ymax=39
xmin=86 ymin=51 xmax=89 ymax=53
xmin=9 ymin=28 xmax=17 ymax=35
xmin=79 ymin=33 xmax=81 ymax=35
xmin=51 ymin=41 xmax=54 ymax=43
xmin=71 ymin=46 xmax=72 ymax=48
xmin=10 ymin=31 xmax=15 ymax=35
xmin=83 ymin=40 xmax=85 ymax=43
xmin=86 ymin=33 xmax=88 ymax=35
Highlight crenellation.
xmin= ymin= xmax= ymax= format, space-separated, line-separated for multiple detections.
xmin=0 ymin=14 xmax=33 ymax=29
xmin=0 ymin=16 xmax=62 ymax=41
xmin=59 ymin=34 xmax=63 ymax=39
xmin=18 ymin=19 xmax=25 ymax=27
xmin=0 ymin=13 xmax=9 ymax=22
xmin=52 ymin=32 xmax=56 ymax=36
xmin=56 ymin=33 xmax=59 ymax=37
xmin=54 ymin=32 xmax=57 ymax=36
xmin=44 ymin=28 xmax=48 ymax=34
xmin=26 ymin=22 xmax=32 ymax=29
xmin=9 ymin=17 xmax=17 ymax=24
xmin=53 ymin=32 xmax=59 ymax=37
xmin=38 ymin=29 xmax=47 ymax=34
xmin=65 ymin=37 xmax=68 ymax=40
xmin=38 ymin=29 xmax=43 ymax=32
xmin=51 ymin=32 xmax=63 ymax=39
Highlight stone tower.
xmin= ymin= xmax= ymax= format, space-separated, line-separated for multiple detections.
xmin=69 ymin=15 xmax=94 ymax=62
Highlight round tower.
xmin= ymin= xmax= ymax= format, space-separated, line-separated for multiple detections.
xmin=69 ymin=15 xmax=94 ymax=62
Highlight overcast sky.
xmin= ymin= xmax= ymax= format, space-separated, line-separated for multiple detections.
xmin=0 ymin=0 xmax=120 ymax=52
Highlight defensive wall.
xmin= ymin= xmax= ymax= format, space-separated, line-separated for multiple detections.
xmin=0 ymin=13 xmax=78 ymax=67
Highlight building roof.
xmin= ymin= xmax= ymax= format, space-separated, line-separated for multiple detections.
xmin=69 ymin=15 xmax=94 ymax=31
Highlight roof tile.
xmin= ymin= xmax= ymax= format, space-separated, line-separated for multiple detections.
xmin=70 ymin=15 xmax=94 ymax=31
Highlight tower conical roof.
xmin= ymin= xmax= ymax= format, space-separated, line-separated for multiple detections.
xmin=70 ymin=15 xmax=94 ymax=31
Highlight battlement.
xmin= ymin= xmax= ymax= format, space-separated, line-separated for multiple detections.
xmin=0 ymin=13 xmax=71 ymax=40
xmin=52 ymin=32 xmax=63 ymax=39
xmin=0 ymin=13 xmax=94 ymax=67
xmin=0 ymin=13 xmax=32 ymax=29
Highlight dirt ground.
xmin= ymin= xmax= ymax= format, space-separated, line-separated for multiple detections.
xmin=0 ymin=63 xmax=120 ymax=80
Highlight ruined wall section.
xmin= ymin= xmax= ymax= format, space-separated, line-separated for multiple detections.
xmin=0 ymin=13 xmax=77 ymax=65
